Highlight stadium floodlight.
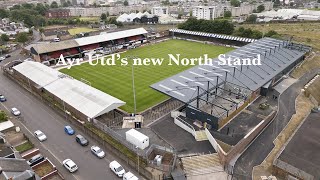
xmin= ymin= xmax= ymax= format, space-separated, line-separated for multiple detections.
xmin=127 ymin=55 xmax=137 ymax=115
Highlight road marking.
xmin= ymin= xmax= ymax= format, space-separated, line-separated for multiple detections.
xmin=0 ymin=102 xmax=81 ymax=180
xmin=1 ymin=103 xmax=9 ymax=112
xmin=104 ymin=157 xmax=111 ymax=163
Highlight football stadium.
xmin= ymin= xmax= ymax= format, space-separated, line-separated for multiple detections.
xmin=60 ymin=39 xmax=234 ymax=112
xmin=9 ymin=27 xmax=312 ymax=179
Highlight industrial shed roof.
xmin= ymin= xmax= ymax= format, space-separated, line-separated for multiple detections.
xmin=32 ymin=28 xmax=148 ymax=54
xmin=151 ymin=37 xmax=310 ymax=103
xmin=13 ymin=61 xmax=125 ymax=119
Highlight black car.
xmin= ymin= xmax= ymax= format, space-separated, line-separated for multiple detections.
xmin=0 ymin=95 xmax=6 ymax=102
xmin=27 ymin=154 xmax=45 ymax=167
xmin=75 ymin=134 xmax=88 ymax=146
xmin=5 ymin=54 xmax=11 ymax=58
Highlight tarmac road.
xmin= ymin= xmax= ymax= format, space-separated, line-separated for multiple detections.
xmin=233 ymin=69 xmax=320 ymax=179
xmin=0 ymin=69 xmax=143 ymax=180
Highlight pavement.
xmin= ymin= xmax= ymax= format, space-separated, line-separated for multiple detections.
xmin=233 ymin=69 xmax=320 ymax=179
xmin=0 ymin=62 xmax=143 ymax=179
xmin=150 ymin=114 xmax=215 ymax=156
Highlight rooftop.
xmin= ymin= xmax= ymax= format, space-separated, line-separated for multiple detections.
xmin=32 ymin=28 xmax=148 ymax=54
xmin=13 ymin=62 xmax=125 ymax=119
xmin=275 ymin=112 xmax=320 ymax=179
xmin=151 ymin=36 xmax=310 ymax=103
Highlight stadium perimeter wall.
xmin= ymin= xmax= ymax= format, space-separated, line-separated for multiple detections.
xmin=3 ymin=68 xmax=160 ymax=180
xmin=206 ymin=111 xmax=276 ymax=168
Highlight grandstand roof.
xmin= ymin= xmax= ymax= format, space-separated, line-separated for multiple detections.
xmin=32 ymin=28 xmax=148 ymax=54
xmin=151 ymin=37 xmax=310 ymax=103
xmin=170 ymin=29 xmax=257 ymax=43
xmin=13 ymin=61 xmax=125 ymax=119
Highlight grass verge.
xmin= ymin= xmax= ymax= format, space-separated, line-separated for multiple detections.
xmin=15 ymin=141 xmax=34 ymax=153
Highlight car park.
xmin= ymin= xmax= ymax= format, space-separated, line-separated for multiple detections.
xmin=123 ymin=172 xmax=139 ymax=180
xmin=109 ymin=160 xmax=125 ymax=177
xmin=27 ymin=154 xmax=45 ymax=166
xmin=11 ymin=107 xmax=21 ymax=116
xmin=63 ymin=159 xmax=78 ymax=173
xmin=34 ymin=130 xmax=47 ymax=142
xmin=0 ymin=95 xmax=6 ymax=102
xmin=90 ymin=145 xmax=105 ymax=158
xmin=64 ymin=125 xmax=75 ymax=135
xmin=75 ymin=134 xmax=88 ymax=146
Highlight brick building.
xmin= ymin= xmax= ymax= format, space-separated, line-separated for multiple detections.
xmin=45 ymin=9 xmax=71 ymax=19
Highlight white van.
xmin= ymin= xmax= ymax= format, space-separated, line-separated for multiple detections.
xmin=53 ymin=38 xmax=60 ymax=42
xmin=123 ymin=172 xmax=138 ymax=180
xmin=109 ymin=160 xmax=125 ymax=177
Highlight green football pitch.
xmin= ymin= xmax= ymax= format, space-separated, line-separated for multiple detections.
xmin=60 ymin=39 xmax=233 ymax=113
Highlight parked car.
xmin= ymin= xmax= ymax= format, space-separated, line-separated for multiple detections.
xmin=5 ymin=54 xmax=11 ymax=58
xmin=90 ymin=145 xmax=105 ymax=158
xmin=110 ymin=160 xmax=125 ymax=177
xmin=53 ymin=37 xmax=60 ymax=42
xmin=0 ymin=95 xmax=6 ymax=102
xmin=75 ymin=134 xmax=88 ymax=146
xmin=123 ymin=172 xmax=139 ymax=180
xmin=11 ymin=107 xmax=21 ymax=116
xmin=64 ymin=125 xmax=74 ymax=135
xmin=34 ymin=130 xmax=47 ymax=142
xmin=63 ymin=159 xmax=78 ymax=173
xmin=24 ymin=58 xmax=34 ymax=62
xmin=27 ymin=154 xmax=45 ymax=166
xmin=0 ymin=56 xmax=5 ymax=61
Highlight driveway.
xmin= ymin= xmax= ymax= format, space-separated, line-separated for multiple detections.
xmin=233 ymin=69 xmax=320 ymax=179
xmin=0 ymin=72 xmax=143 ymax=180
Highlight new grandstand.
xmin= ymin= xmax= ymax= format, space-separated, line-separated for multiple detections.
xmin=151 ymin=36 xmax=311 ymax=130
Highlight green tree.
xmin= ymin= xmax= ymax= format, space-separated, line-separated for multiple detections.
xmin=178 ymin=13 xmax=182 ymax=19
xmin=318 ymin=0 xmax=320 ymax=3
xmin=35 ymin=3 xmax=48 ymax=16
xmin=16 ymin=32 xmax=29 ymax=43
xmin=0 ymin=9 xmax=9 ymax=18
xmin=63 ymin=1 xmax=69 ymax=7
xmin=21 ymin=3 xmax=34 ymax=9
xmin=50 ymin=1 xmax=59 ymax=8
xmin=265 ymin=30 xmax=278 ymax=37
xmin=10 ymin=4 xmax=21 ymax=10
xmin=231 ymin=0 xmax=241 ymax=7
xmin=0 ymin=111 xmax=8 ymax=122
xmin=39 ymin=27 xmax=44 ymax=33
xmin=257 ymin=4 xmax=265 ymax=13
xmin=1 ymin=34 xmax=9 ymax=42
xmin=246 ymin=14 xmax=257 ymax=23
xmin=107 ymin=12 xmax=110 ymax=17
xmin=162 ymin=0 xmax=170 ymax=5
xmin=100 ymin=13 xmax=107 ymax=20
xmin=224 ymin=11 xmax=232 ymax=18
xmin=178 ymin=17 xmax=234 ymax=35
xmin=124 ymin=0 xmax=129 ymax=6
xmin=274 ymin=0 xmax=281 ymax=8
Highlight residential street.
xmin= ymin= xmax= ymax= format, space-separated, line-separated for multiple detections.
xmin=233 ymin=69 xmax=320 ymax=179
xmin=0 ymin=63 xmax=143 ymax=179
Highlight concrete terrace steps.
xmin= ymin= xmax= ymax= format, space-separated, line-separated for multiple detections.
xmin=195 ymin=130 xmax=208 ymax=141
xmin=181 ymin=153 xmax=223 ymax=176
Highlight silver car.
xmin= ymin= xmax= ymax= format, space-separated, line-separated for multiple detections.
xmin=34 ymin=130 xmax=47 ymax=142
xmin=90 ymin=145 xmax=105 ymax=158
xmin=11 ymin=107 xmax=21 ymax=116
